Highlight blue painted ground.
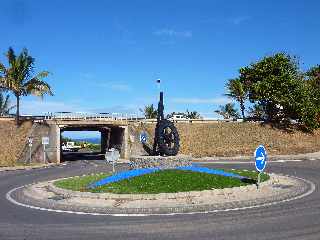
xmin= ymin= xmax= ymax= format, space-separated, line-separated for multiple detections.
xmin=88 ymin=168 xmax=160 ymax=189
xmin=88 ymin=165 xmax=246 ymax=189
xmin=176 ymin=166 xmax=246 ymax=180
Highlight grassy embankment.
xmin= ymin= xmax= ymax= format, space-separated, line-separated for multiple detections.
xmin=135 ymin=122 xmax=320 ymax=157
xmin=54 ymin=169 xmax=269 ymax=194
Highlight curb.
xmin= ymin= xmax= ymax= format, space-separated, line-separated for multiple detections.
xmin=46 ymin=175 xmax=271 ymax=201
xmin=192 ymin=151 xmax=320 ymax=162
xmin=10 ymin=173 xmax=313 ymax=216
xmin=0 ymin=163 xmax=61 ymax=172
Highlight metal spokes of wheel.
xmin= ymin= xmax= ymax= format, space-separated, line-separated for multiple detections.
xmin=157 ymin=119 xmax=180 ymax=156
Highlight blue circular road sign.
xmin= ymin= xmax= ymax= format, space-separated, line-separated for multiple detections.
xmin=139 ymin=132 xmax=148 ymax=144
xmin=254 ymin=145 xmax=267 ymax=172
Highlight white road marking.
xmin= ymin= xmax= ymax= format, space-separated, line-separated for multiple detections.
xmin=5 ymin=176 xmax=315 ymax=217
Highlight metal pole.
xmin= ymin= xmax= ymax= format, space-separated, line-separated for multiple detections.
xmin=43 ymin=145 xmax=46 ymax=164
xmin=257 ymin=172 xmax=261 ymax=189
xmin=112 ymin=161 xmax=115 ymax=173
xmin=29 ymin=145 xmax=32 ymax=164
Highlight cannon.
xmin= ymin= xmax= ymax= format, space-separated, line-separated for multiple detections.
xmin=151 ymin=92 xmax=180 ymax=156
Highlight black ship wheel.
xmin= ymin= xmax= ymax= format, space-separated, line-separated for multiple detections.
xmin=157 ymin=119 xmax=180 ymax=156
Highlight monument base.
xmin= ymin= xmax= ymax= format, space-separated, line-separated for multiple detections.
xmin=129 ymin=155 xmax=192 ymax=169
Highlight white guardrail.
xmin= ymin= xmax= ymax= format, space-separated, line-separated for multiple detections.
xmin=43 ymin=112 xmax=141 ymax=121
xmin=0 ymin=113 xmax=246 ymax=123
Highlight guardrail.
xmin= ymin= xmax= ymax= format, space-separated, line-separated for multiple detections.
xmin=0 ymin=114 xmax=246 ymax=124
xmin=43 ymin=112 xmax=142 ymax=121
xmin=141 ymin=118 xmax=244 ymax=124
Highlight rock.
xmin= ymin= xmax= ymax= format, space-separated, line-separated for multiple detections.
xmin=129 ymin=155 xmax=192 ymax=169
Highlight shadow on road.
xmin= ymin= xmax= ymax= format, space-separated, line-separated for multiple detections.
xmin=62 ymin=152 xmax=105 ymax=161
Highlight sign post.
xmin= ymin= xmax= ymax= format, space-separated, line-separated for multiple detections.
xmin=105 ymin=148 xmax=120 ymax=173
xmin=139 ymin=132 xmax=148 ymax=144
xmin=42 ymin=137 xmax=49 ymax=164
xmin=28 ymin=137 xmax=33 ymax=164
xmin=254 ymin=145 xmax=268 ymax=189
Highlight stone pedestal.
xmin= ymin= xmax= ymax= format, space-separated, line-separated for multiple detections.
xmin=129 ymin=155 xmax=192 ymax=169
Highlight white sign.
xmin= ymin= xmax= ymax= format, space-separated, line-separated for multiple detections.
xmin=28 ymin=137 xmax=33 ymax=147
xmin=42 ymin=137 xmax=49 ymax=145
xmin=105 ymin=148 xmax=120 ymax=163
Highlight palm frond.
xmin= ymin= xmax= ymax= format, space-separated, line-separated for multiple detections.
xmin=0 ymin=63 xmax=6 ymax=74
xmin=0 ymin=91 xmax=15 ymax=115
xmin=23 ymin=78 xmax=53 ymax=97
xmin=35 ymin=71 xmax=50 ymax=79
xmin=7 ymin=47 xmax=16 ymax=67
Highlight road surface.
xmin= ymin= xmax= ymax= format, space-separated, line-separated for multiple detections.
xmin=0 ymin=160 xmax=319 ymax=240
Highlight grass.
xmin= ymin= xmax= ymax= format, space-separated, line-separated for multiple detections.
xmin=131 ymin=122 xmax=320 ymax=157
xmin=54 ymin=173 xmax=110 ymax=191
xmin=54 ymin=169 xmax=269 ymax=194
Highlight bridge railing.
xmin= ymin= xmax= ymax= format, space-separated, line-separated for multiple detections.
xmin=43 ymin=112 xmax=141 ymax=121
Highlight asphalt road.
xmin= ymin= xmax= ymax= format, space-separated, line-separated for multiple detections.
xmin=0 ymin=160 xmax=320 ymax=240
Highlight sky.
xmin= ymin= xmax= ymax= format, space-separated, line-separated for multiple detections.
xmin=1 ymin=0 xmax=320 ymax=120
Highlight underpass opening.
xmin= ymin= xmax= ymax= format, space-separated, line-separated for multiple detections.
xmin=60 ymin=125 xmax=126 ymax=162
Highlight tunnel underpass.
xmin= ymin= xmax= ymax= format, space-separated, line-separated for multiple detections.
xmin=60 ymin=125 xmax=126 ymax=162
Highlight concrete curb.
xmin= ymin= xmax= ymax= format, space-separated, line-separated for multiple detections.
xmin=11 ymin=173 xmax=312 ymax=215
xmin=0 ymin=163 xmax=60 ymax=172
xmin=192 ymin=151 xmax=320 ymax=162
xmin=46 ymin=175 xmax=273 ymax=201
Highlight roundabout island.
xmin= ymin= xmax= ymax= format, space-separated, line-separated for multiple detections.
xmin=7 ymin=162 xmax=313 ymax=216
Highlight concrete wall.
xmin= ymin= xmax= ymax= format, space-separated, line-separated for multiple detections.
xmin=18 ymin=122 xmax=60 ymax=164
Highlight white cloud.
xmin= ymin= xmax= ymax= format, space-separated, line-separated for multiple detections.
xmin=92 ymin=82 xmax=132 ymax=92
xmin=20 ymin=99 xmax=141 ymax=116
xmin=79 ymin=72 xmax=94 ymax=79
xmin=20 ymin=100 xmax=85 ymax=115
xmin=153 ymin=29 xmax=192 ymax=38
xmin=230 ymin=16 xmax=251 ymax=25
xmin=110 ymin=83 xmax=132 ymax=92
xmin=171 ymin=97 xmax=229 ymax=105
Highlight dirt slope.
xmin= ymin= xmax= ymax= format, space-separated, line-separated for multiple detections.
xmin=0 ymin=120 xmax=32 ymax=166
xmin=133 ymin=122 xmax=320 ymax=157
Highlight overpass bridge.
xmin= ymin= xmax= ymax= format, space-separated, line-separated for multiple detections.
xmin=18 ymin=113 xmax=144 ymax=164
xmin=15 ymin=112 xmax=237 ymax=164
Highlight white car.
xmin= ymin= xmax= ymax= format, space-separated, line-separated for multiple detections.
xmin=169 ymin=114 xmax=188 ymax=121
xmin=62 ymin=142 xmax=82 ymax=152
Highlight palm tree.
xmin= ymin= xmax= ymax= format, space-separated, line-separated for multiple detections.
xmin=140 ymin=104 xmax=158 ymax=119
xmin=214 ymin=103 xmax=240 ymax=119
xmin=0 ymin=91 xmax=15 ymax=116
xmin=0 ymin=47 xmax=53 ymax=125
xmin=226 ymin=78 xmax=247 ymax=119
xmin=185 ymin=109 xmax=201 ymax=119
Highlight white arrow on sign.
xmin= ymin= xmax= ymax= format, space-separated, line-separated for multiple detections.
xmin=256 ymin=152 xmax=265 ymax=163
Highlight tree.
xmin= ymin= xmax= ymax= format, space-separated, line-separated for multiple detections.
xmin=166 ymin=112 xmax=186 ymax=119
xmin=0 ymin=90 xmax=15 ymax=116
xmin=238 ymin=53 xmax=319 ymax=130
xmin=0 ymin=47 xmax=53 ymax=125
xmin=214 ymin=103 xmax=240 ymax=119
xmin=247 ymin=104 xmax=266 ymax=120
xmin=226 ymin=78 xmax=247 ymax=119
xmin=306 ymin=65 xmax=320 ymax=86
xmin=140 ymin=104 xmax=157 ymax=119
xmin=185 ymin=109 xmax=201 ymax=119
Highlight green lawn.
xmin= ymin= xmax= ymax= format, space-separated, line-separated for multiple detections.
xmin=54 ymin=173 xmax=110 ymax=192
xmin=54 ymin=169 xmax=269 ymax=194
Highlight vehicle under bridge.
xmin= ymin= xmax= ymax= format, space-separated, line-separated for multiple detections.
xmin=60 ymin=124 xmax=127 ymax=161
xmin=56 ymin=120 xmax=129 ymax=162
xmin=18 ymin=119 xmax=133 ymax=164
